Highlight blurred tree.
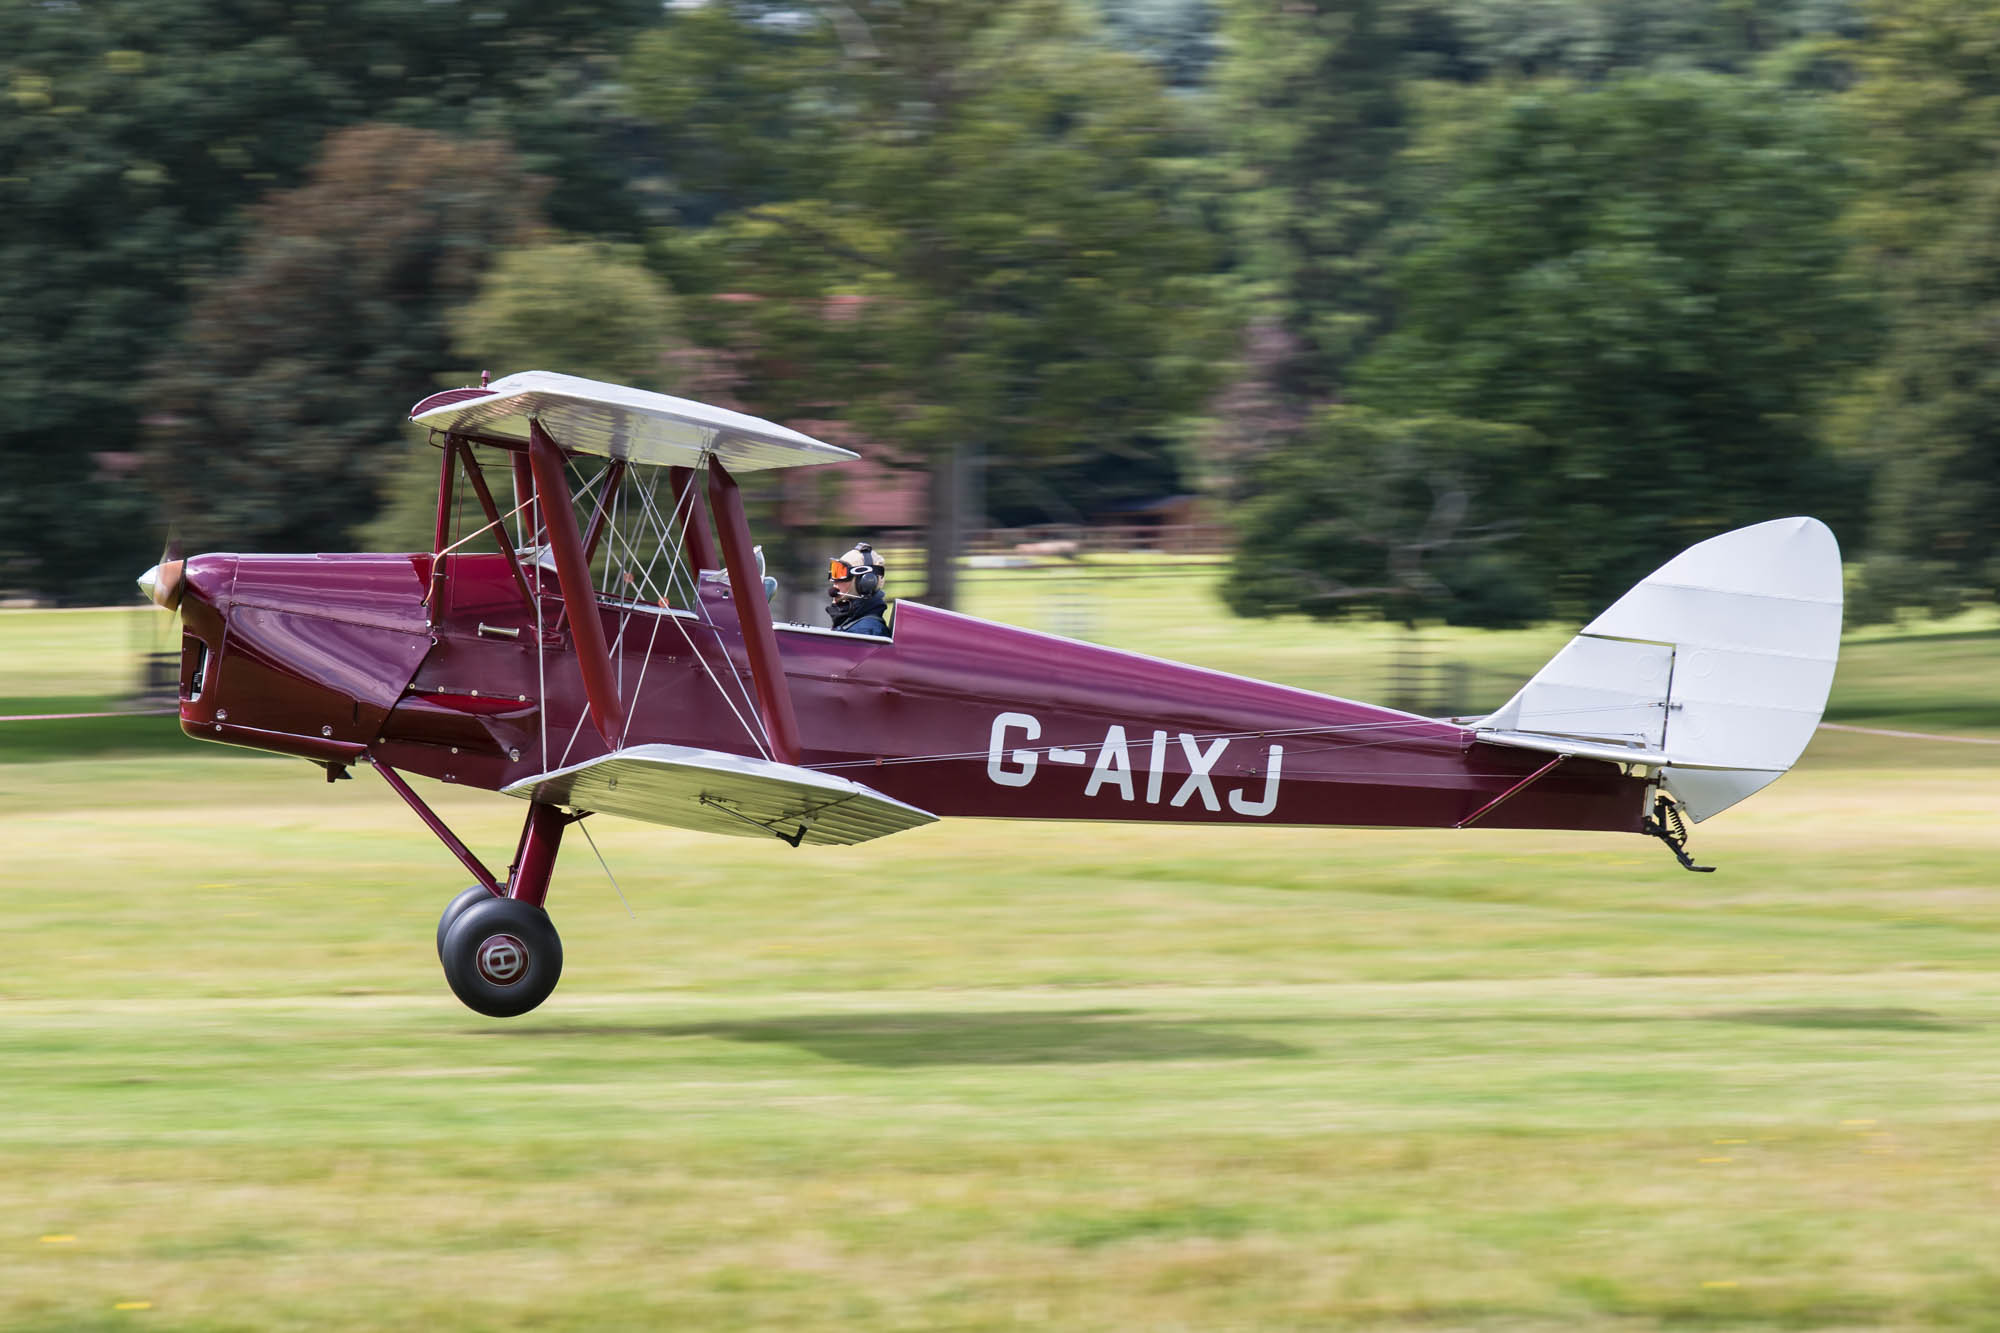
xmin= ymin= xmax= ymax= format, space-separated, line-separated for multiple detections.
xmin=1412 ymin=0 xmax=1865 ymax=82
xmin=1838 ymin=0 xmax=2000 ymax=616
xmin=621 ymin=1 xmax=848 ymax=229
xmin=450 ymin=241 xmax=684 ymax=390
xmin=143 ymin=126 xmax=545 ymax=554
xmin=0 ymin=0 xmax=656 ymax=600
xmin=1095 ymin=0 xmax=1222 ymax=89
xmin=1235 ymin=408 xmax=1543 ymax=626
xmin=629 ymin=0 xmax=1227 ymax=608
xmin=983 ymin=431 xmax=1188 ymax=529
xmin=1212 ymin=0 xmax=1410 ymax=414
xmin=1352 ymin=71 xmax=1872 ymax=614
xmin=1199 ymin=0 xmax=1866 ymax=507
xmin=364 ymin=240 xmax=695 ymax=551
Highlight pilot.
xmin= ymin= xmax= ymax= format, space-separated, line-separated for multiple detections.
xmin=827 ymin=541 xmax=891 ymax=637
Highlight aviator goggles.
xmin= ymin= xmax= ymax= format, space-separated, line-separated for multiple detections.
xmin=829 ymin=558 xmax=875 ymax=581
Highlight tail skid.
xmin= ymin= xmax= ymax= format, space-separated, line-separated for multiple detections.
xmin=1474 ymin=517 xmax=1843 ymax=824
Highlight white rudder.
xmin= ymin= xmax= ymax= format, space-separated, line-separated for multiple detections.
xmin=1475 ymin=517 xmax=1842 ymax=821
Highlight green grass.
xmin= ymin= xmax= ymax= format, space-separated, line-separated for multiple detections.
xmin=1822 ymin=610 xmax=2000 ymax=732
xmin=0 ymin=606 xmax=172 ymax=703
xmin=4 ymin=574 xmax=2000 ymax=1330
xmin=0 ymin=711 xmax=186 ymax=763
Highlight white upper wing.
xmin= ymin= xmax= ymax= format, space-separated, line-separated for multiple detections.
xmin=410 ymin=371 xmax=858 ymax=472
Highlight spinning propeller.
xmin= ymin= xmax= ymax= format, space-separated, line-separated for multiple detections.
xmin=136 ymin=536 xmax=185 ymax=612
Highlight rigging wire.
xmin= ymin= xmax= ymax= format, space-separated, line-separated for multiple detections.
xmin=540 ymin=452 xmax=776 ymax=768
xmin=615 ymin=473 xmax=698 ymax=739
xmin=680 ymin=459 xmax=779 ymax=758
xmin=648 ymin=462 xmax=775 ymax=762
xmin=578 ymin=819 xmax=636 ymax=920
xmin=589 ymin=450 xmax=775 ymax=763
xmin=804 ymin=704 xmax=1659 ymax=777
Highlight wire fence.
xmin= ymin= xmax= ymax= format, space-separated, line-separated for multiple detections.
xmin=965 ymin=521 xmax=1234 ymax=558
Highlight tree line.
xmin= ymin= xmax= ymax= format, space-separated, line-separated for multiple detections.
xmin=2 ymin=0 xmax=1993 ymax=626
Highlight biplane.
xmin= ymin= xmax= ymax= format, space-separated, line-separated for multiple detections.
xmin=138 ymin=372 xmax=1842 ymax=1016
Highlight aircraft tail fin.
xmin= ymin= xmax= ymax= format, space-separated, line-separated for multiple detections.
xmin=1472 ymin=517 xmax=1843 ymax=821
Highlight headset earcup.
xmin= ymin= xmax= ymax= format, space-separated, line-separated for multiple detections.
xmin=854 ymin=568 xmax=880 ymax=597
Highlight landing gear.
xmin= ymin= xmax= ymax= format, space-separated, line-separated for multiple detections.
xmin=436 ymin=884 xmax=496 ymax=958
xmin=433 ymin=800 xmax=575 ymax=1016
xmin=1643 ymin=793 xmax=1716 ymax=873
xmin=440 ymin=895 xmax=564 ymax=1017
xmin=372 ymin=761 xmax=581 ymax=1016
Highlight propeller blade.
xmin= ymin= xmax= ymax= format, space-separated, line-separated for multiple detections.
xmin=138 ymin=537 xmax=186 ymax=611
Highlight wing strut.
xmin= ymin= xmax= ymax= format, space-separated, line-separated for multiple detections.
xmin=581 ymin=459 xmax=628 ymax=562
xmin=454 ymin=437 xmax=536 ymax=612
xmin=528 ymin=419 xmax=625 ymax=748
xmin=427 ymin=434 xmax=459 ymax=612
xmin=706 ymin=460 xmax=803 ymax=766
xmin=670 ymin=466 xmax=721 ymax=571
xmin=510 ymin=453 xmax=536 ymax=550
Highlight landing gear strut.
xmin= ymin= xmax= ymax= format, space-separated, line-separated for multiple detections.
xmin=374 ymin=759 xmax=582 ymax=1016
xmin=437 ymin=800 xmax=576 ymax=1015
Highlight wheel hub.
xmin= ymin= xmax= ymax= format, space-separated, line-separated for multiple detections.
xmin=475 ymin=933 xmax=530 ymax=986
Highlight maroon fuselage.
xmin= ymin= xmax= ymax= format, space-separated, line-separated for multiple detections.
xmin=173 ymin=552 xmax=1647 ymax=834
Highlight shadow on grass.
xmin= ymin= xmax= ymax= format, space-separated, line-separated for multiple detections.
xmin=515 ymin=1008 xmax=1307 ymax=1066
xmin=1703 ymin=1006 xmax=1975 ymax=1032
xmin=505 ymin=1006 xmax=1982 ymax=1064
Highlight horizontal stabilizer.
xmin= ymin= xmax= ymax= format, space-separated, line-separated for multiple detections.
xmin=1467 ymin=731 xmax=1749 ymax=772
xmin=503 ymin=744 xmax=937 ymax=846
xmin=1474 ymin=517 xmax=1842 ymax=821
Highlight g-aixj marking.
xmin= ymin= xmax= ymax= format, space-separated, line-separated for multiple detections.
xmin=138 ymin=372 xmax=1843 ymax=1016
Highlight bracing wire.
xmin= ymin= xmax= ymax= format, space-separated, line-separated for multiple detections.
xmin=802 ymin=705 xmax=1659 ymax=778
xmin=680 ymin=458 xmax=779 ymax=757
xmin=614 ymin=474 xmax=691 ymax=743
xmin=578 ymin=819 xmax=635 ymax=920
xmin=542 ymin=453 xmax=776 ymax=768
xmin=647 ymin=464 xmax=774 ymax=762
xmin=589 ymin=452 xmax=774 ymax=763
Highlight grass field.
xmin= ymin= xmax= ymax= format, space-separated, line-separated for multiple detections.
xmin=4 ymin=571 xmax=1999 ymax=1330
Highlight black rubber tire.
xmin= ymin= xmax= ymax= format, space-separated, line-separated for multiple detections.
xmin=436 ymin=885 xmax=497 ymax=960
xmin=440 ymin=895 xmax=563 ymax=1018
